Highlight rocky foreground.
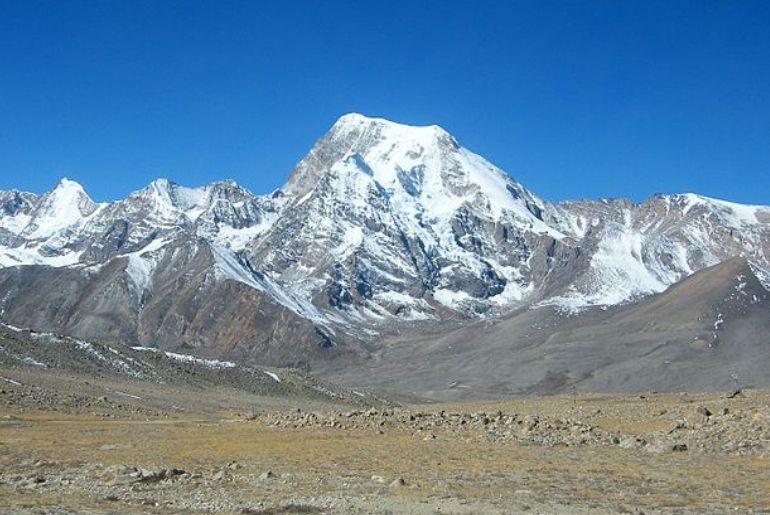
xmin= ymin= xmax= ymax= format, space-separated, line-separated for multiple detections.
xmin=1 ymin=372 xmax=769 ymax=514
xmin=257 ymin=397 xmax=769 ymax=457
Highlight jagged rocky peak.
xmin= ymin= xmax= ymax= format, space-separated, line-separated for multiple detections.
xmin=132 ymin=178 xmax=206 ymax=210
xmin=0 ymin=190 xmax=38 ymax=217
xmin=123 ymin=178 xmax=260 ymax=225
xmin=206 ymin=179 xmax=254 ymax=202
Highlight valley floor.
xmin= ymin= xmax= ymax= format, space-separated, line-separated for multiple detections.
xmin=1 ymin=369 xmax=769 ymax=514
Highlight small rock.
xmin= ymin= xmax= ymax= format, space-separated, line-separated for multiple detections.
xmin=619 ymin=437 xmax=645 ymax=449
xmin=163 ymin=468 xmax=185 ymax=479
xmin=389 ymin=477 xmax=406 ymax=488
xmin=644 ymin=440 xmax=671 ymax=454
xmin=667 ymin=420 xmax=689 ymax=434
xmin=258 ymin=470 xmax=274 ymax=480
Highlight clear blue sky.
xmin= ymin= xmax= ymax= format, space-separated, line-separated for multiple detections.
xmin=1 ymin=0 xmax=769 ymax=204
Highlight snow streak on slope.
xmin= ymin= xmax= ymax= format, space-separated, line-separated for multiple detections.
xmin=210 ymin=245 xmax=333 ymax=329
xmin=123 ymin=238 xmax=171 ymax=293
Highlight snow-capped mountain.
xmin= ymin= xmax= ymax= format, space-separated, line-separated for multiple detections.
xmin=547 ymin=193 xmax=770 ymax=311
xmin=0 ymin=113 xmax=768 ymax=365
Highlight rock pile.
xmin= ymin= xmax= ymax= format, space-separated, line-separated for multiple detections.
xmin=254 ymin=404 xmax=770 ymax=457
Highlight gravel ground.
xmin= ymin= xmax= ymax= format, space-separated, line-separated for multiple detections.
xmin=1 ymin=371 xmax=769 ymax=514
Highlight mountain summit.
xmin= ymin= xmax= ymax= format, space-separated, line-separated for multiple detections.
xmin=0 ymin=114 xmax=768 ymax=371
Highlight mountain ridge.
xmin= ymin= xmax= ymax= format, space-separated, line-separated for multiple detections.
xmin=0 ymin=113 xmax=768 ymax=375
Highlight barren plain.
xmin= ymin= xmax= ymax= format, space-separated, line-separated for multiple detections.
xmin=1 ymin=367 xmax=769 ymax=514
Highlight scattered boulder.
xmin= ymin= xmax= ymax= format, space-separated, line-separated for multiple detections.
xmin=619 ymin=437 xmax=645 ymax=450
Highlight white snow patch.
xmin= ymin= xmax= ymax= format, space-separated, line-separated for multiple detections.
xmin=542 ymin=222 xmax=673 ymax=310
xmin=0 ymin=212 xmax=31 ymax=235
xmin=214 ymin=223 xmax=268 ymax=250
xmin=122 ymin=238 xmax=169 ymax=292
xmin=263 ymin=370 xmax=281 ymax=382
xmin=433 ymin=288 xmax=474 ymax=309
xmin=489 ymin=280 xmax=530 ymax=306
xmin=111 ymin=390 xmax=142 ymax=400
xmin=72 ymin=339 xmax=144 ymax=377
xmin=372 ymin=290 xmax=435 ymax=320
xmin=681 ymin=193 xmax=766 ymax=227
xmin=336 ymin=226 xmax=364 ymax=258
xmin=0 ymin=246 xmax=83 ymax=268
xmin=173 ymin=184 xmax=210 ymax=221
xmin=714 ymin=313 xmax=724 ymax=331
xmin=20 ymin=356 xmax=47 ymax=368
xmin=131 ymin=347 xmax=237 ymax=369
xmin=750 ymin=262 xmax=770 ymax=291
xmin=163 ymin=352 xmax=236 ymax=369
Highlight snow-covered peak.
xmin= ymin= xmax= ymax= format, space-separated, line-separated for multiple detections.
xmin=286 ymin=113 xmax=557 ymax=236
xmin=55 ymin=177 xmax=88 ymax=194
xmin=129 ymin=178 xmax=213 ymax=222
xmin=330 ymin=112 xmax=454 ymax=141
xmin=21 ymin=178 xmax=98 ymax=239
xmin=50 ymin=178 xmax=94 ymax=208
xmin=146 ymin=177 xmax=174 ymax=195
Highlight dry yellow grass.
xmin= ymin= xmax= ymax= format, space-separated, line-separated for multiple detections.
xmin=2 ymin=393 xmax=769 ymax=514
